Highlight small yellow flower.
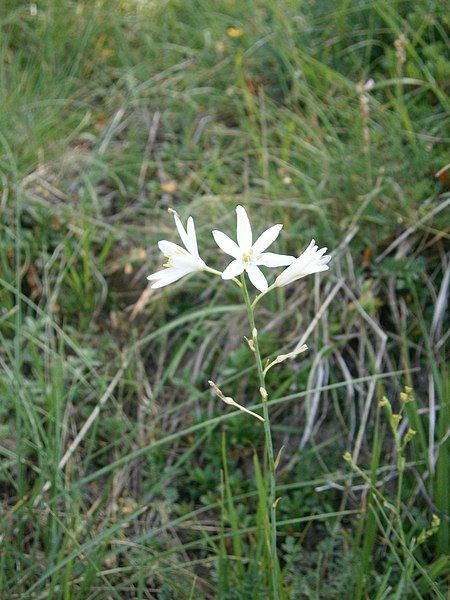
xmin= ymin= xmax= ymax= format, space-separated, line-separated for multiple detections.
xmin=227 ymin=27 xmax=244 ymax=38
xmin=404 ymin=428 xmax=416 ymax=445
xmin=390 ymin=414 xmax=402 ymax=429
xmin=400 ymin=386 xmax=415 ymax=403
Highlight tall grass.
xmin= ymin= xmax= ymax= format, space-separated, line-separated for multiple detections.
xmin=0 ymin=0 xmax=448 ymax=597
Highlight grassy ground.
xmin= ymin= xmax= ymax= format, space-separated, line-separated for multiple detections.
xmin=0 ymin=0 xmax=449 ymax=597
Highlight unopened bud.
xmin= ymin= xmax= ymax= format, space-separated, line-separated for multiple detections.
xmin=263 ymin=344 xmax=308 ymax=375
xmin=274 ymin=445 xmax=284 ymax=470
xmin=244 ymin=336 xmax=255 ymax=352
xmin=208 ymin=380 xmax=264 ymax=422
xmin=272 ymin=497 xmax=282 ymax=509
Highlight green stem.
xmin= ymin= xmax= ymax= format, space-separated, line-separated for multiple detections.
xmin=203 ymin=266 xmax=242 ymax=287
xmin=240 ymin=274 xmax=279 ymax=599
xmin=395 ymin=454 xmax=407 ymax=554
xmin=251 ymin=282 xmax=276 ymax=309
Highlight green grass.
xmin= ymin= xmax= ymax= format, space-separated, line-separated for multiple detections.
xmin=1 ymin=0 xmax=449 ymax=597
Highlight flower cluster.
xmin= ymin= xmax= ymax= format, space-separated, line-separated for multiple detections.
xmin=147 ymin=205 xmax=331 ymax=293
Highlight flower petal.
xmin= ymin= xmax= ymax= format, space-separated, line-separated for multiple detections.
xmin=315 ymin=246 xmax=328 ymax=258
xmin=212 ymin=230 xmax=241 ymax=258
xmin=221 ymin=259 xmax=245 ymax=279
xmin=147 ymin=267 xmax=190 ymax=288
xmin=246 ymin=265 xmax=268 ymax=292
xmin=275 ymin=240 xmax=331 ymax=287
xmin=147 ymin=268 xmax=169 ymax=281
xmin=257 ymin=252 xmax=295 ymax=267
xmin=172 ymin=210 xmax=198 ymax=256
xmin=170 ymin=253 xmax=204 ymax=271
xmin=186 ymin=216 xmax=199 ymax=258
xmin=236 ymin=205 xmax=252 ymax=250
xmin=171 ymin=210 xmax=190 ymax=247
xmin=252 ymin=224 xmax=283 ymax=254
xmin=158 ymin=240 xmax=187 ymax=255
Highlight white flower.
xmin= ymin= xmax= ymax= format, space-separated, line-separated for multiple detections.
xmin=147 ymin=209 xmax=206 ymax=288
xmin=212 ymin=205 xmax=294 ymax=292
xmin=275 ymin=239 xmax=331 ymax=287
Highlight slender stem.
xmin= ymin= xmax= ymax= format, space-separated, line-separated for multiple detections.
xmin=395 ymin=454 xmax=407 ymax=553
xmin=251 ymin=282 xmax=276 ymax=309
xmin=240 ymin=274 xmax=279 ymax=599
xmin=203 ymin=266 xmax=242 ymax=288
xmin=203 ymin=266 xmax=223 ymax=277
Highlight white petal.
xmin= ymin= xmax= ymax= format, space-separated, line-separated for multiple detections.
xmin=172 ymin=211 xmax=190 ymax=248
xmin=147 ymin=267 xmax=190 ymax=288
xmin=246 ymin=265 xmax=268 ymax=292
xmin=158 ymin=240 xmax=186 ymax=255
xmin=317 ymin=263 xmax=330 ymax=272
xmin=212 ymin=230 xmax=241 ymax=258
xmin=172 ymin=211 xmax=198 ymax=256
xmin=221 ymin=259 xmax=245 ymax=279
xmin=186 ymin=216 xmax=200 ymax=258
xmin=275 ymin=266 xmax=295 ymax=287
xmin=252 ymin=224 xmax=282 ymax=254
xmin=171 ymin=253 xmax=204 ymax=271
xmin=257 ymin=252 xmax=295 ymax=267
xmin=236 ymin=205 xmax=252 ymax=250
xmin=147 ymin=268 xmax=169 ymax=281
xmin=275 ymin=241 xmax=331 ymax=287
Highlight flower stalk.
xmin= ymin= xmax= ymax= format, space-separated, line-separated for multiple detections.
xmin=145 ymin=204 xmax=332 ymax=598
xmin=240 ymin=273 xmax=280 ymax=598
